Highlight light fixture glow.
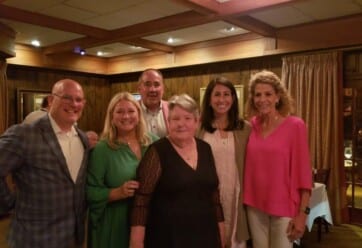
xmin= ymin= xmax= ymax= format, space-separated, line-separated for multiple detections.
xmin=80 ymin=49 xmax=86 ymax=55
xmin=167 ymin=37 xmax=174 ymax=44
xmin=97 ymin=51 xmax=103 ymax=56
xmin=31 ymin=40 xmax=40 ymax=47
xmin=225 ymin=26 xmax=235 ymax=32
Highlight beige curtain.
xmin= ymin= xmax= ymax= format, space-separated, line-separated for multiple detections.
xmin=281 ymin=52 xmax=345 ymax=224
xmin=0 ymin=59 xmax=8 ymax=134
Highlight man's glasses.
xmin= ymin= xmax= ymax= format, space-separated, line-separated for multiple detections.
xmin=53 ymin=93 xmax=85 ymax=104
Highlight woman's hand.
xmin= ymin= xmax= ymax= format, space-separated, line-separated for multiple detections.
xmin=286 ymin=212 xmax=307 ymax=242
xmin=109 ymin=180 xmax=139 ymax=201
xmin=121 ymin=180 xmax=140 ymax=198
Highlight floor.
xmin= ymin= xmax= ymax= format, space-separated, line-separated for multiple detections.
xmin=1 ymin=214 xmax=361 ymax=248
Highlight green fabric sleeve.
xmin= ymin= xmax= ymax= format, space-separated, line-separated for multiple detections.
xmin=86 ymin=141 xmax=111 ymax=227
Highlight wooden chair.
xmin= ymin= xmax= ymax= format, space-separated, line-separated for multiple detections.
xmin=313 ymin=168 xmax=331 ymax=242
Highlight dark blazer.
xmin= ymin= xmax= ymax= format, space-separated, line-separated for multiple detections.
xmin=0 ymin=115 xmax=90 ymax=248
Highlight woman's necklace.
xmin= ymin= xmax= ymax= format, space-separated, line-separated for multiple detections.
xmin=214 ymin=119 xmax=229 ymax=140
xmin=119 ymin=136 xmax=141 ymax=160
xmin=219 ymin=130 xmax=230 ymax=145
xmin=168 ymin=137 xmax=197 ymax=169
xmin=262 ymin=114 xmax=279 ymax=127
xmin=260 ymin=114 xmax=282 ymax=137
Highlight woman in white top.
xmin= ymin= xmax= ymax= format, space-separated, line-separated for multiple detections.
xmin=198 ymin=76 xmax=251 ymax=248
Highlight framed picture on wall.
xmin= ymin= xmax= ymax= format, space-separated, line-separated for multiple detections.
xmin=132 ymin=93 xmax=141 ymax=101
xmin=17 ymin=89 xmax=50 ymax=123
xmin=199 ymin=84 xmax=244 ymax=117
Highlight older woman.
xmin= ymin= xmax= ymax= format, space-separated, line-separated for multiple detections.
xmin=199 ymin=76 xmax=250 ymax=248
xmin=244 ymin=70 xmax=312 ymax=248
xmin=130 ymin=94 xmax=225 ymax=248
xmin=86 ymin=92 xmax=158 ymax=248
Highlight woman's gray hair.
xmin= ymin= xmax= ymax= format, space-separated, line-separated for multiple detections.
xmin=168 ymin=94 xmax=199 ymax=119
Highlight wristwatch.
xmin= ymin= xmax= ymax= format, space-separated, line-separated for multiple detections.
xmin=300 ymin=206 xmax=310 ymax=215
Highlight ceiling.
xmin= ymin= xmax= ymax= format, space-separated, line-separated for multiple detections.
xmin=0 ymin=0 xmax=361 ymax=58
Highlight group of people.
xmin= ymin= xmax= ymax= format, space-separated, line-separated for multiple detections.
xmin=0 ymin=68 xmax=312 ymax=248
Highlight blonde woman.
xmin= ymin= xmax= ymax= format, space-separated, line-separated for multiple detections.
xmin=244 ymin=70 xmax=312 ymax=248
xmin=87 ymin=92 xmax=158 ymax=248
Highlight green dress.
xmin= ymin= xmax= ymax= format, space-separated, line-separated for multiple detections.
xmin=86 ymin=135 xmax=157 ymax=248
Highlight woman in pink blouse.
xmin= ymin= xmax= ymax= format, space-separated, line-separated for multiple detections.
xmin=243 ymin=70 xmax=312 ymax=248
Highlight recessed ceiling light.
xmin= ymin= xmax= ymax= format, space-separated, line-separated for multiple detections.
xmin=167 ymin=37 xmax=174 ymax=44
xmin=80 ymin=49 xmax=86 ymax=56
xmin=97 ymin=51 xmax=103 ymax=56
xmin=225 ymin=26 xmax=236 ymax=32
xmin=31 ymin=40 xmax=40 ymax=47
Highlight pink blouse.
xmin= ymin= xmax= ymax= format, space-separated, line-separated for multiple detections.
xmin=243 ymin=116 xmax=312 ymax=217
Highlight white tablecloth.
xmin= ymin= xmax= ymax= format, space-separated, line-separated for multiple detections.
xmin=306 ymin=182 xmax=333 ymax=231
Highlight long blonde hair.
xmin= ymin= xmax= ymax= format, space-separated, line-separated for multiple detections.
xmin=245 ymin=70 xmax=294 ymax=118
xmin=101 ymin=92 xmax=151 ymax=149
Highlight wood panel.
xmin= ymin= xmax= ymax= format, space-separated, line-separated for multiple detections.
xmin=110 ymin=55 xmax=282 ymax=115
xmin=6 ymin=65 xmax=110 ymax=133
xmin=345 ymin=50 xmax=362 ymax=88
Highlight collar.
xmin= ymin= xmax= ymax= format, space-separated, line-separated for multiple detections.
xmin=48 ymin=114 xmax=78 ymax=136
xmin=140 ymin=100 xmax=162 ymax=113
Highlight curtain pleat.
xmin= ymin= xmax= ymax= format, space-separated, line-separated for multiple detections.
xmin=0 ymin=59 xmax=8 ymax=134
xmin=281 ymin=52 xmax=344 ymax=224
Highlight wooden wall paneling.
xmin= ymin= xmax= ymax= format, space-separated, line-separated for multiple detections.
xmin=5 ymin=54 xmax=282 ymax=133
xmin=113 ymin=83 xmax=139 ymax=96
xmin=6 ymin=65 xmax=110 ymax=133
xmin=109 ymin=55 xmax=283 ymax=114
xmin=78 ymin=77 xmax=110 ymax=134
xmin=345 ymin=50 xmax=362 ymax=88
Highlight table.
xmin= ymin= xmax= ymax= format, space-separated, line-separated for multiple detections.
xmin=306 ymin=182 xmax=333 ymax=231
xmin=295 ymin=182 xmax=333 ymax=246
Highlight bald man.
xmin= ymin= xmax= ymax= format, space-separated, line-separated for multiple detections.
xmin=138 ymin=68 xmax=169 ymax=137
xmin=0 ymin=79 xmax=90 ymax=248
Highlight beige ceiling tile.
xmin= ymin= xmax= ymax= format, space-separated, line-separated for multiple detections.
xmin=0 ymin=19 xmax=83 ymax=46
xmin=65 ymin=0 xmax=144 ymax=14
xmin=294 ymin=0 xmax=362 ymax=20
xmin=79 ymin=0 xmax=188 ymax=30
xmin=2 ymin=0 xmax=63 ymax=12
xmin=144 ymin=21 xmax=248 ymax=46
xmin=37 ymin=4 xmax=98 ymax=22
xmin=250 ymin=5 xmax=312 ymax=28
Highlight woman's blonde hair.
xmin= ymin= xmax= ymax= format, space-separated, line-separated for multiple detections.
xmin=101 ymin=92 xmax=151 ymax=149
xmin=245 ymin=70 xmax=294 ymax=118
